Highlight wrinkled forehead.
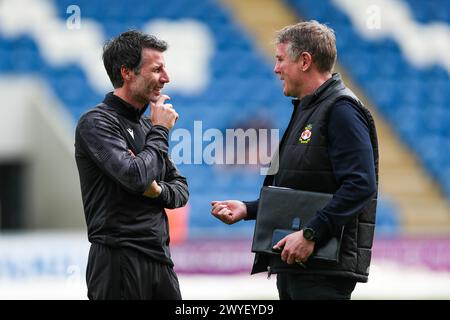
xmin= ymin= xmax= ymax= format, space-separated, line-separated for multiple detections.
xmin=141 ymin=48 xmax=165 ymax=66
xmin=275 ymin=42 xmax=289 ymax=57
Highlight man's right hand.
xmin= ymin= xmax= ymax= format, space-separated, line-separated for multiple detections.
xmin=210 ymin=200 xmax=247 ymax=225
xmin=150 ymin=95 xmax=179 ymax=130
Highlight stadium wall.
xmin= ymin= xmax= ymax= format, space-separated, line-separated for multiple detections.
xmin=0 ymin=76 xmax=85 ymax=229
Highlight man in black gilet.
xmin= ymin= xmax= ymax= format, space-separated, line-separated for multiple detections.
xmin=211 ymin=21 xmax=378 ymax=300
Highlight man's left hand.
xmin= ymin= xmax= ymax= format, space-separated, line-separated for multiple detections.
xmin=143 ymin=180 xmax=162 ymax=198
xmin=273 ymin=230 xmax=315 ymax=265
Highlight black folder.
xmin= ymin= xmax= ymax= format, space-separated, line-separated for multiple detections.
xmin=251 ymin=186 xmax=343 ymax=262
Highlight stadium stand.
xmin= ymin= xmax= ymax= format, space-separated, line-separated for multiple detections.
xmin=4 ymin=0 xmax=442 ymax=237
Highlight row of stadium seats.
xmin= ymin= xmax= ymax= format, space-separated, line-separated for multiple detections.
xmin=403 ymin=0 xmax=450 ymax=23
xmin=286 ymin=0 xmax=450 ymax=203
xmin=0 ymin=0 xmax=400 ymax=235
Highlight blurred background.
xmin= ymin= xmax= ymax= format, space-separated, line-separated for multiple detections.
xmin=0 ymin=0 xmax=449 ymax=299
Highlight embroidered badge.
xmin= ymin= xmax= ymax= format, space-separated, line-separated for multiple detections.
xmin=299 ymin=124 xmax=312 ymax=144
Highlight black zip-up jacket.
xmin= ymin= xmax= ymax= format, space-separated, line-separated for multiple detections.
xmin=75 ymin=93 xmax=189 ymax=266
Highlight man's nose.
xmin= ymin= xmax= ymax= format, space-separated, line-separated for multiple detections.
xmin=161 ymin=70 xmax=170 ymax=83
xmin=273 ymin=64 xmax=279 ymax=74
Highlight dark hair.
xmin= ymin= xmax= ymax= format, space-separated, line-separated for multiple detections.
xmin=276 ymin=20 xmax=336 ymax=73
xmin=102 ymin=30 xmax=168 ymax=88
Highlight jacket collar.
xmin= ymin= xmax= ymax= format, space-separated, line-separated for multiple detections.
xmin=103 ymin=92 xmax=148 ymax=122
xmin=291 ymin=73 xmax=343 ymax=109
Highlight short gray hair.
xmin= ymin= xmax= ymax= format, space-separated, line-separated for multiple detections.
xmin=276 ymin=20 xmax=337 ymax=73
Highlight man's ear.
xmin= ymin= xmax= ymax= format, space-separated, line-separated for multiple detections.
xmin=299 ymin=52 xmax=313 ymax=72
xmin=120 ymin=66 xmax=132 ymax=83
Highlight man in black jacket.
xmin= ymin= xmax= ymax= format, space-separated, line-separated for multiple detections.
xmin=211 ymin=21 xmax=378 ymax=299
xmin=75 ymin=30 xmax=188 ymax=300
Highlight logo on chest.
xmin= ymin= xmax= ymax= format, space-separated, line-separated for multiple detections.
xmin=299 ymin=124 xmax=313 ymax=144
xmin=127 ymin=128 xmax=134 ymax=139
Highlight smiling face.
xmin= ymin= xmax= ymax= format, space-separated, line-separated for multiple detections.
xmin=273 ymin=42 xmax=303 ymax=98
xmin=129 ymin=48 xmax=170 ymax=105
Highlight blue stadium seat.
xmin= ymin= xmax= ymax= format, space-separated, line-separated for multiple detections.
xmin=403 ymin=0 xmax=450 ymax=23
xmin=0 ymin=47 xmax=11 ymax=71
xmin=375 ymin=196 xmax=400 ymax=236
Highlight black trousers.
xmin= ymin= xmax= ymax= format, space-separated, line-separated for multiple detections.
xmin=276 ymin=273 xmax=357 ymax=300
xmin=86 ymin=243 xmax=181 ymax=300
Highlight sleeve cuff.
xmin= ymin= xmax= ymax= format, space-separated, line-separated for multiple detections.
xmin=242 ymin=200 xmax=259 ymax=221
xmin=149 ymin=182 xmax=168 ymax=207
xmin=152 ymin=125 xmax=170 ymax=135
xmin=158 ymin=182 xmax=169 ymax=203
xmin=304 ymin=214 xmax=331 ymax=244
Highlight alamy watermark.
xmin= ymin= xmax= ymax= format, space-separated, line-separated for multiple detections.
xmin=170 ymin=121 xmax=280 ymax=175
xmin=66 ymin=264 xmax=82 ymax=288
xmin=66 ymin=5 xmax=81 ymax=30
xmin=366 ymin=5 xmax=381 ymax=30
